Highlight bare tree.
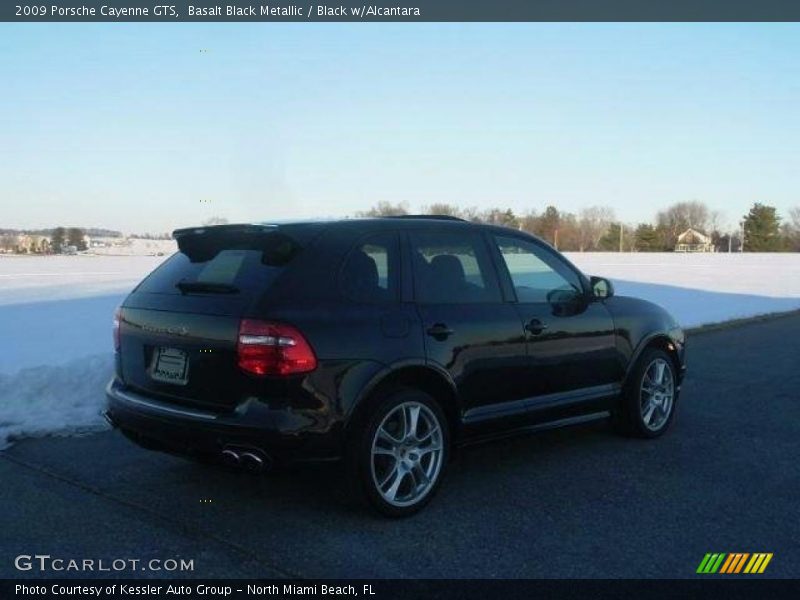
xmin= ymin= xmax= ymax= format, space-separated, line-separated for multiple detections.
xmin=458 ymin=206 xmax=483 ymax=222
xmin=785 ymin=206 xmax=800 ymax=251
xmin=202 ymin=216 xmax=229 ymax=226
xmin=357 ymin=201 xmax=409 ymax=217
xmin=518 ymin=210 xmax=538 ymax=234
xmin=577 ymin=206 xmax=616 ymax=251
xmin=709 ymin=210 xmax=725 ymax=233
xmin=789 ymin=207 xmax=800 ymax=232
xmin=424 ymin=203 xmax=463 ymax=217
xmin=481 ymin=208 xmax=519 ymax=229
xmin=655 ymin=200 xmax=712 ymax=248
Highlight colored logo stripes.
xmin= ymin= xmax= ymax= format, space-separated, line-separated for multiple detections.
xmin=697 ymin=553 xmax=773 ymax=574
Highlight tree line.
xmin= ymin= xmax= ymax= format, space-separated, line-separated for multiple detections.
xmin=357 ymin=201 xmax=800 ymax=252
xmin=0 ymin=227 xmax=88 ymax=254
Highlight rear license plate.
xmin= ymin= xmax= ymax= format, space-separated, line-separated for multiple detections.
xmin=149 ymin=347 xmax=189 ymax=385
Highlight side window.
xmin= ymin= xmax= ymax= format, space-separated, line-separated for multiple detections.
xmin=340 ymin=233 xmax=399 ymax=303
xmin=495 ymin=236 xmax=583 ymax=303
xmin=410 ymin=231 xmax=501 ymax=304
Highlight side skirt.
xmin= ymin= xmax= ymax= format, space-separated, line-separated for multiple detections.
xmin=462 ymin=383 xmax=620 ymax=424
xmin=458 ymin=410 xmax=611 ymax=448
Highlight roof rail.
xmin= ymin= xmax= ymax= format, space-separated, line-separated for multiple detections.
xmin=384 ymin=214 xmax=466 ymax=222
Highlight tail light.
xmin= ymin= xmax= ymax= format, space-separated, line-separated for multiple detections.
xmin=237 ymin=319 xmax=317 ymax=376
xmin=113 ymin=307 xmax=122 ymax=352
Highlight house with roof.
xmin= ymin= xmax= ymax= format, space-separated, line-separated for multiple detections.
xmin=675 ymin=228 xmax=714 ymax=252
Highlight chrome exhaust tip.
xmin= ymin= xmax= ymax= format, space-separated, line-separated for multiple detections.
xmin=221 ymin=449 xmax=241 ymax=467
xmin=102 ymin=411 xmax=116 ymax=428
xmin=239 ymin=451 xmax=265 ymax=472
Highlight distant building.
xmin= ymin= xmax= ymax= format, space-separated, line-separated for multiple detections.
xmin=14 ymin=234 xmax=51 ymax=254
xmin=675 ymin=228 xmax=714 ymax=253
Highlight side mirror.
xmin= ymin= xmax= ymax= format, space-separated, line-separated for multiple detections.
xmin=590 ymin=276 xmax=614 ymax=299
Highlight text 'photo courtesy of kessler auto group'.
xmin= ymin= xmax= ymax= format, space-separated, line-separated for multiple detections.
xmin=1 ymin=2 xmax=799 ymax=599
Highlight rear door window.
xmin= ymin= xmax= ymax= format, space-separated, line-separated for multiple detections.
xmin=409 ymin=231 xmax=501 ymax=303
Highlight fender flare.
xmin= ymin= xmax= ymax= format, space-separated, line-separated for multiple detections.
xmin=345 ymin=358 xmax=461 ymax=428
xmin=622 ymin=330 xmax=681 ymax=388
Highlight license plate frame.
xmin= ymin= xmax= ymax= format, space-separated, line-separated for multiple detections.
xmin=149 ymin=347 xmax=189 ymax=386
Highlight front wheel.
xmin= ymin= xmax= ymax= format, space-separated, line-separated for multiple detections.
xmin=349 ymin=388 xmax=449 ymax=517
xmin=614 ymin=348 xmax=678 ymax=438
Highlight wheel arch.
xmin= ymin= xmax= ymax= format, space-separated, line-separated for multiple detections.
xmin=624 ymin=333 xmax=682 ymax=389
xmin=345 ymin=362 xmax=462 ymax=442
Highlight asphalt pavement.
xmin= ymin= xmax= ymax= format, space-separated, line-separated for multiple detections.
xmin=2 ymin=313 xmax=799 ymax=579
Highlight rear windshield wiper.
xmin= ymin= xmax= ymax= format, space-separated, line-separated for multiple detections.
xmin=176 ymin=280 xmax=240 ymax=295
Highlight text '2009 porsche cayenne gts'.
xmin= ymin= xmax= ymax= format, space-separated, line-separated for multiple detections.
xmin=106 ymin=216 xmax=686 ymax=516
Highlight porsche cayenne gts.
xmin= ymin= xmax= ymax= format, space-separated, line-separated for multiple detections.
xmin=106 ymin=216 xmax=686 ymax=516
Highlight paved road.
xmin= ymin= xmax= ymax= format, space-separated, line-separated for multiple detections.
xmin=2 ymin=314 xmax=799 ymax=579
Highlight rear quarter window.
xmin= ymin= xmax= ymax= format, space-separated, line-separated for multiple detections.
xmin=339 ymin=232 xmax=400 ymax=303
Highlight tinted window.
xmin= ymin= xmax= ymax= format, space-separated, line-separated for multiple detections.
xmin=340 ymin=233 xmax=399 ymax=303
xmin=495 ymin=235 xmax=583 ymax=303
xmin=136 ymin=232 xmax=300 ymax=297
xmin=410 ymin=231 xmax=501 ymax=304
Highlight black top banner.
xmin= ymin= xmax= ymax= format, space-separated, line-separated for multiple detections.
xmin=4 ymin=0 xmax=800 ymax=22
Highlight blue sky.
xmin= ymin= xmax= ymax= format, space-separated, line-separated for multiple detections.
xmin=1 ymin=23 xmax=799 ymax=233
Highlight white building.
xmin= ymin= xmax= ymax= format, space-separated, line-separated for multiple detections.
xmin=675 ymin=228 xmax=714 ymax=253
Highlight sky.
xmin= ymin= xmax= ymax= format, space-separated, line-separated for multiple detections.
xmin=1 ymin=23 xmax=799 ymax=234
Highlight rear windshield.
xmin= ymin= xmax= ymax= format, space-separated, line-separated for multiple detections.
xmin=135 ymin=231 xmax=301 ymax=297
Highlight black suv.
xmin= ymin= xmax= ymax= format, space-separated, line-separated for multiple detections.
xmin=107 ymin=216 xmax=686 ymax=516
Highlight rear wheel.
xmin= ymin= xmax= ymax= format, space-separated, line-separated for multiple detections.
xmin=614 ymin=348 xmax=678 ymax=438
xmin=349 ymin=387 xmax=449 ymax=517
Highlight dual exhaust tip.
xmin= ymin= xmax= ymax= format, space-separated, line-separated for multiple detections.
xmin=221 ymin=446 xmax=272 ymax=472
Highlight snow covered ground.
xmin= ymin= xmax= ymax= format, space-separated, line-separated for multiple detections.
xmin=0 ymin=255 xmax=168 ymax=448
xmin=1 ymin=252 xmax=799 ymax=448
xmin=566 ymin=252 xmax=800 ymax=328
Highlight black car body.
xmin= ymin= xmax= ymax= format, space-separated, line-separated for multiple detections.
xmin=107 ymin=217 xmax=686 ymax=515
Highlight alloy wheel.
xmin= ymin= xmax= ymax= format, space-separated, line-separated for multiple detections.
xmin=640 ymin=358 xmax=675 ymax=432
xmin=370 ymin=401 xmax=444 ymax=508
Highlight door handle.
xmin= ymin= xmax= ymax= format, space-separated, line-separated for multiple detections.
xmin=525 ymin=319 xmax=548 ymax=335
xmin=426 ymin=323 xmax=454 ymax=339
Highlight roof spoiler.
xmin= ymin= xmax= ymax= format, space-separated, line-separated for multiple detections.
xmin=172 ymin=223 xmax=277 ymax=240
xmin=172 ymin=224 xmax=289 ymax=263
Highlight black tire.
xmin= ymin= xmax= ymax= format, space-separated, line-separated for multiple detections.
xmin=614 ymin=348 xmax=678 ymax=439
xmin=347 ymin=387 xmax=450 ymax=517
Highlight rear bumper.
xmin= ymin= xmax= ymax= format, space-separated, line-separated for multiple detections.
xmin=105 ymin=378 xmax=342 ymax=463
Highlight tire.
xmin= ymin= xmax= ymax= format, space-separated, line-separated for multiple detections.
xmin=347 ymin=387 xmax=449 ymax=517
xmin=614 ymin=348 xmax=678 ymax=439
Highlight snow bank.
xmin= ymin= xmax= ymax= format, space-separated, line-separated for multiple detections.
xmin=1 ymin=252 xmax=799 ymax=448
xmin=0 ymin=354 xmax=112 ymax=450
xmin=0 ymin=255 xmax=166 ymax=448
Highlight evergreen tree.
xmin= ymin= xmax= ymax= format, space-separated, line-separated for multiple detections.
xmin=599 ymin=223 xmax=636 ymax=252
xmin=634 ymin=224 xmax=659 ymax=251
xmin=67 ymin=227 xmax=87 ymax=251
xmin=51 ymin=227 xmax=66 ymax=253
xmin=743 ymin=203 xmax=782 ymax=251
xmin=534 ymin=206 xmax=560 ymax=246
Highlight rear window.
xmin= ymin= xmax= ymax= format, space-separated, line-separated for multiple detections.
xmin=136 ymin=231 xmax=301 ymax=297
